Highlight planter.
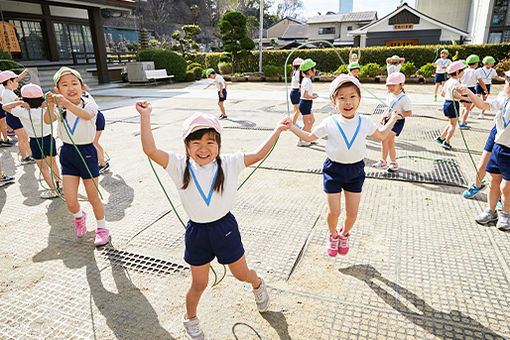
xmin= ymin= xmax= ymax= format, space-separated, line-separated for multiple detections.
xmin=247 ymin=76 xmax=264 ymax=81
xmin=126 ymin=61 xmax=155 ymax=83
xmin=265 ymin=76 xmax=280 ymax=82
xmin=221 ymin=74 xmax=231 ymax=81
xmin=231 ymin=76 xmax=248 ymax=82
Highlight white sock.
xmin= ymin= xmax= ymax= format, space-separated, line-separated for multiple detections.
xmin=96 ymin=218 xmax=107 ymax=229
xmin=72 ymin=210 xmax=83 ymax=218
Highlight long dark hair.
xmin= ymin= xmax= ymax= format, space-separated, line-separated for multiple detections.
xmin=182 ymin=128 xmax=225 ymax=193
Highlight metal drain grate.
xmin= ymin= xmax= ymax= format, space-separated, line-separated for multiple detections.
xmin=372 ymin=103 xmax=386 ymax=115
xmin=223 ymin=125 xmax=274 ymax=131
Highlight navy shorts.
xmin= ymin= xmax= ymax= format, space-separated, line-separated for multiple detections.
xmin=60 ymin=143 xmax=99 ymax=179
xmin=184 ymin=212 xmax=245 ymax=266
xmin=290 ymin=88 xmax=301 ymax=105
xmin=443 ymin=100 xmax=460 ymax=119
xmin=0 ymin=104 xmax=5 ymax=119
xmin=468 ymin=87 xmax=477 ymax=94
xmin=323 ymin=158 xmax=365 ymax=194
xmin=484 ymin=125 xmax=497 ymax=152
xmin=476 ymin=84 xmax=490 ymax=95
xmin=486 ymin=143 xmax=510 ymax=180
xmin=298 ymin=99 xmax=313 ymax=115
xmin=435 ymin=73 xmax=447 ymax=83
xmin=95 ymin=111 xmax=105 ymax=131
xmin=218 ymin=88 xmax=227 ymax=102
xmin=385 ymin=116 xmax=405 ymax=136
xmin=6 ymin=112 xmax=23 ymax=130
xmin=30 ymin=135 xmax=57 ymax=160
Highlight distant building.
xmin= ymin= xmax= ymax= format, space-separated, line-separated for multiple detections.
xmin=339 ymin=0 xmax=353 ymax=14
xmin=267 ymin=17 xmax=304 ymax=40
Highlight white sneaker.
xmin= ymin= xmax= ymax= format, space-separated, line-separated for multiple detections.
xmin=183 ymin=315 xmax=205 ymax=340
xmin=253 ymin=277 xmax=270 ymax=312
xmin=40 ymin=189 xmax=59 ymax=199
xmin=388 ymin=162 xmax=399 ymax=172
xmin=372 ymin=160 xmax=387 ymax=168
xmin=478 ymin=113 xmax=485 ymax=119
xmin=297 ymin=140 xmax=311 ymax=147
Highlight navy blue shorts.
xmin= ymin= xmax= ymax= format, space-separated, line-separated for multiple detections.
xmin=484 ymin=125 xmax=497 ymax=152
xmin=435 ymin=73 xmax=447 ymax=83
xmin=6 ymin=112 xmax=23 ymax=130
xmin=298 ymin=99 xmax=313 ymax=115
xmin=290 ymin=88 xmax=301 ymax=105
xmin=218 ymin=88 xmax=227 ymax=102
xmin=385 ymin=117 xmax=405 ymax=136
xmin=323 ymin=158 xmax=365 ymax=194
xmin=486 ymin=143 xmax=510 ymax=180
xmin=468 ymin=87 xmax=476 ymax=94
xmin=184 ymin=212 xmax=245 ymax=266
xmin=0 ymin=104 xmax=5 ymax=119
xmin=60 ymin=143 xmax=99 ymax=179
xmin=30 ymin=135 xmax=57 ymax=160
xmin=476 ymin=84 xmax=490 ymax=95
xmin=443 ymin=100 xmax=460 ymax=119
xmin=95 ymin=111 xmax=105 ymax=131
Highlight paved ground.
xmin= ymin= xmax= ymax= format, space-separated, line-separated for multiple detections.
xmin=1 ymin=80 xmax=509 ymax=339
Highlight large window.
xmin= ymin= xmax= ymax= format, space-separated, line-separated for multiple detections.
xmin=488 ymin=32 xmax=502 ymax=43
xmin=492 ymin=0 xmax=509 ymax=25
xmin=9 ymin=19 xmax=46 ymax=60
xmin=54 ymin=22 xmax=93 ymax=59
xmin=319 ymin=27 xmax=335 ymax=35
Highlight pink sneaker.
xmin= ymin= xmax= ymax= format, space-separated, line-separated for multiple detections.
xmin=327 ymin=233 xmax=339 ymax=257
xmin=94 ymin=228 xmax=110 ymax=246
xmin=338 ymin=230 xmax=350 ymax=255
xmin=72 ymin=211 xmax=87 ymax=238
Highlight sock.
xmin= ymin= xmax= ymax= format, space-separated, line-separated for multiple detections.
xmin=96 ymin=218 xmax=107 ymax=229
xmin=72 ymin=210 xmax=83 ymax=218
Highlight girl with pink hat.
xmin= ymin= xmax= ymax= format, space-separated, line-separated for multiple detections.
xmin=0 ymin=68 xmax=28 ymax=148
xmin=373 ymin=72 xmax=412 ymax=172
xmin=290 ymin=57 xmax=303 ymax=126
xmin=136 ymin=102 xmax=290 ymax=339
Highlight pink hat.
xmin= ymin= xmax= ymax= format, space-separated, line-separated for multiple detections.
xmin=446 ymin=61 xmax=466 ymax=74
xmin=0 ymin=70 xmax=17 ymax=83
xmin=21 ymin=83 xmax=43 ymax=98
xmin=182 ymin=113 xmax=222 ymax=141
xmin=292 ymin=57 xmax=304 ymax=66
xmin=329 ymin=74 xmax=361 ymax=100
xmin=386 ymin=72 xmax=406 ymax=85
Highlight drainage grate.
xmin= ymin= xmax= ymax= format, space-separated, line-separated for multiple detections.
xmin=419 ymin=129 xmax=443 ymax=140
xmin=372 ymin=103 xmax=386 ymax=115
xmin=224 ymin=125 xmax=274 ymax=131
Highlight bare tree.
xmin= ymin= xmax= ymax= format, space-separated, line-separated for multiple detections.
xmin=276 ymin=0 xmax=303 ymax=18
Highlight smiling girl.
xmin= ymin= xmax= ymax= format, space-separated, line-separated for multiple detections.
xmin=289 ymin=74 xmax=399 ymax=257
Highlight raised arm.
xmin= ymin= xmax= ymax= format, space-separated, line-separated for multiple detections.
xmin=2 ymin=100 xmax=28 ymax=113
xmin=244 ymin=117 xmax=290 ymax=167
xmin=136 ymin=101 xmax=169 ymax=168
xmin=17 ymin=69 xmax=29 ymax=82
xmin=43 ymin=93 xmax=59 ymax=124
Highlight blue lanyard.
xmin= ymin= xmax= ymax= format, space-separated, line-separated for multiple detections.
xmin=64 ymin=114 xmax=79 ymax=135
xmin=389 ymin=94 xmax=406 ymax=112
xmin=333 ymin=116 xmax=361 ymax=150
xmin=481 ymin=68 xmax=492 ymax=80
xmin=189 ymin=162 xmax=219 ymax=206
xmin=440 ymin=59 xmax=448 ymax=67
xmin=502 ymin=98 xmax=510 ymax=129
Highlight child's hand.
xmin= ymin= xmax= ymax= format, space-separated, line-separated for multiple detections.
xmin=276 ymin=117 xmax=291 ymax=131
xmin=21 ymin=102 xmax=30 ymax=110
xmin=45 ymin=92 xmax=55 ymax=106
xmin=136 ymin=101 xmax=152 ymax=116
xmin=313 ymin=93 xmax=319 ymax=99
xmin=389 ymin=110 xmax=400 ymax=120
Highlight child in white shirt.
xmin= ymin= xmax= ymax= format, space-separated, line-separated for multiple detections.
xmin=290 ymin=57 xmax=303 ymax=125
xmin=432 ymin=49 xmax=452 ymax=101
xmin=475 ymin=56 xmax=505 ymax=119
xmin=297 ymin=58 xmax=319 ymax=147
xmin=206 ymin=68 xmax=228 ymax=119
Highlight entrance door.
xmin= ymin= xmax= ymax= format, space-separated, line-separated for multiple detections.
xmin=385 ymin=39 xmax=418 ymax=47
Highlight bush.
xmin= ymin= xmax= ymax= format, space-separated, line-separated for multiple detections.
xmin=185 ymin=70 xmax=195 ymax=82
xmin=400 ymin=62 xmax=418 ymax=77
xmin=359 ymin=63 xmax=381 ymax=77
xmin=187 ymin=62 xmax=202 ymax=70
xmin=263 ymin=64 xmax=279 ymax=77
xmin=495 ymin=58 xmax=510 ymax=76
xmin=218 ymin=62 xmax=232 ymax=74
xmin=417 ymin=63 xmax=435 ymax=78
xmin=335 ymin=64 xmax=348 ymax=74
xmin=191 ymin=66 xmax=203 ymax=80
xmin=138 ymin=48 xmax=187 ymax=81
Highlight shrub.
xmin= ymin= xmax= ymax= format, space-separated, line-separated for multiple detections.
xmin=359 ymin=63 xmax=381 ymax=77
xmin=218 ymin=62 xmax=232 ymax=74
xmin=138 ymin=48 xmax=187 ymax=81
xmin=191 ymin=66 xmax=203 ymax=80
xmin=185 ymin=70 xmax=195 ymax=81
xmin=335 ymin=64 xmax=348 ymax=74
xmin=400 ymin=62 xmax=418 ymax=77
xmin=187 ymin=62 xmax=202 ymax=70
xmin=417 ymin=63 xmax=435 ymax=78
xmin=495 ymin=58 xmax=510 ymax=76
xmin=263 ymin=64 xmax=279 ymax=77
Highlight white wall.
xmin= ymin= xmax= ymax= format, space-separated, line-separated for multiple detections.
xmin=466 ymin=0 xmax=494 ymax=44
xmin=307 ymin=22 xmax=341 ymax=41
xmin=415 ymin=0 xmax=472 ymax=31
xmin=50 ymin=6 xmax=89 ymax=19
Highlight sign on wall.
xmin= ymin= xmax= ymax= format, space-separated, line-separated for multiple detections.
xmin=393 ymin=24 xmax=414 ymax=30
xmin=0 ymin=21 xmax=21 ymax=53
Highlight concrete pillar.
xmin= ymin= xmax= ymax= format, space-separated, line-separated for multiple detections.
xmin=87 ymin=7 xmax=109 ymax=84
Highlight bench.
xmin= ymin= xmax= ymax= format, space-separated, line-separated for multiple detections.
xmin=144 ymin=69 xmax=174 ymax=82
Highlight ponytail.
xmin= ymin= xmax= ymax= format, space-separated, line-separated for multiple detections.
xmin=182 ymin=154 xmax=191 ymax=190
xmin=213 ymin=155 xmax=225 ymax=193
xmin=299 ymin=70 xmax=304 ymax=85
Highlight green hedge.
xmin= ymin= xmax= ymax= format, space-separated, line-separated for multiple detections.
xmin=139 ymin=48 xmax=187 ymax=81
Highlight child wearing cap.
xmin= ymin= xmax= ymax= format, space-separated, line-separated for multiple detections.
xmin=459 ymin=54 xmax=480 ymax=127
xmin=348 ymin=62 xmax=360 ymax=79
xmin=476 ymin=56 xmax=505 ymax=119
xmin=297 ymin=58 xmax=319 ymax=147
xmin=461 ymin=71 xmax=510 ymax=231
xmin=373 ymin=72 xmax=412 ymax=172
xmin=206 ymin=69 xmax=228 ymax=120
xmin=349 ymin=47 xmax=361 ymax=63
xmin=432 ymin=49 xmax=452 ymax=102
xmin=44 ymin=66 xmax=109 ymax=246
xmin=2 ymin=83 xmax=62 ymax=199
xmin=0 ymin=69 xmax=34 ymax=164
xmin=290 ymin=57 xmax=303 ymax=126
xmin=0 ymin=69 xmax=28 ymax=147
xmin=435 ymin=61 xmax=466 ymax=150
xmin=136 ymin=103 xmax=290 ymax=339
xmin=386 ymin=55 xmax=405 ymax=76
xmin=289 ymin=74 xmax=400 ymax=257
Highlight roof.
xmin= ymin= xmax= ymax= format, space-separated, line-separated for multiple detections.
xmin=307 ymin=11 xmax=377 ymax=24
xmin=267 ymin=16 xmax=305 ymax=29
xmin=349 ymin=3 xmax=468 ymax=36
xmin=47 ymin=0 xmax=134 ymax=9
xmin=281 ymin=24 xmax=308 ymax=39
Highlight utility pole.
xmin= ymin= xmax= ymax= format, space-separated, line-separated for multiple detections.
xmin=259 ymin=0 xmax=263 ymax=73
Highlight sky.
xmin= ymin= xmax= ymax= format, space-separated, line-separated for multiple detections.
xmin=299 ymin=0 xmax=416 ymax=19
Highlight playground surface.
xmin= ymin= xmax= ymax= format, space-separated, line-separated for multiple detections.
xmin=1 ymin=80 xmax=509 ymax=339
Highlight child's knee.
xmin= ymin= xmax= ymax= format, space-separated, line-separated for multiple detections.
xmin=328 ymin=209 xmax=341 ymax=218
xmin=190 ymin=280 xmax=208 ymax=293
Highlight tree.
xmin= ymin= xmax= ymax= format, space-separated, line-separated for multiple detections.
xmin=172 ymin=24 xmax=202 ymax=58
xmin=190 ymin=4 xmax=200 ymax=25
xmin=276 ymin=0 xmax=304 ymax=19
xmin=246 ymin=15 xmax=259 ymax=39
xmin=218 ymin=11 xmax=255 ymax=73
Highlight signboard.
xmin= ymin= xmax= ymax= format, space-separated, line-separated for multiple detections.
xmin=0 ymin=21 xmax=21 ymax=53
xmin=393 ymin=24 xmax=414 ymax=30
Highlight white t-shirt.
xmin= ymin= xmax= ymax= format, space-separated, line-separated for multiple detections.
xmin=461 ymin=68 xmax=478 ymax=88
xmin=214 ymin=75 xmax=225 ymax=91
xmin=10 ymin=107 xmax=52 ymax=138
xmin=443 ymin=78 xmax=461 ymax=101
xmin=387 ymin=63 xmax=401 ymax=75
xmin=476 ymin=67 xmax=497 ymax=85
xmin=312 ymin=114 xmax=377 ymax=164
xmin=0 ymin=85 xmax=4 ymax=101
xmin=1 ymin=88 xmax=18 ymax=105
xmin=386 ymin=92 xmax=412 ymax=114
xmin=434 ymin=58 xmax=452 ymax=74
xmin=55 ymin=92 xmax=98 ymax=145
xmin=291 ymin=70 xmax=300 ymax=89
xmin=165 ymin=151 xmax=246 ymax=223
xmin=491 ymin=92 xmax=510 ymax=148
xmin=300 ymin=77 xmax=313 ymax=98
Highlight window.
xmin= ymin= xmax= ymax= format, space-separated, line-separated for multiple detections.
xmin=8 ymin=19 xmax=46 ymax=60
xmin=488 ymin=32 xmax=502 ymax=44
xmin=54 ymin=22 xmax=94 ymax=59
xmin=347 ymin=26 xmax=353 ymax=31
xmin=319 ymin=27 xmax=335 ymax=35
xmin=503 ymin=30 xmax=510 ymax=42
xmin=492 ymin=0 xmax=509 ymax=25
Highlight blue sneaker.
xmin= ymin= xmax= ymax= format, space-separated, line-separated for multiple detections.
xmin=497 ymin=198 xmax=502 ymax=210
xmin=294 ymin=123 xmax=302 ymax=129
xmin=435 ymin=136 xmax=444 ymax=144
xmin=463 ymin=182 xmax=486 ymax=199
xmin=459 ymin=123 xmax=469 ymax=129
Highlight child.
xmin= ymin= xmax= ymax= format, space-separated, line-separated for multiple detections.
xmin=435 ymin=61 xmax=466 ymax=150
xmin=44 ymin=67 xmax=109 ymax=246
xmin=0 ymin=161 xmax=14 ymax=187
xmin=349 ymin=47 xmax=361 ymax=63
xmin=0 ymin=69 xmax=28 ymax=147
xmin=290 ymin=57 xmax=303 ymax=125
xmin=432 ymin=49 xmax=452 ymax=102
xmin=0 ymin=70 xmax=34 ymax=164
xmin=2 ymin=83 xmax=62 ymax=199
xmin=386 ymin=55 xmax=405 ymax=76
xmin=94 ymin=110 xmax=109 ymax=174
xmin=476 ymin=56 xmax=505 ymax=119
xmin=136 ymin=104 xmax=289 ymax=338
xmin=205 ymin=69 xmax=228 ymax=120
xmin=373 ymin=72 xmax=412 ymax=172
xmin=297 ymin=58 xmax=319 ymax=147
xmin=289 ymin=74 xmax=400 ymax=256
xmin=459 ymin=54 xmax=480 ymax=127
xmin=348 ymin=62 xmax=360 ymax=79
xmin=463 ymin=71 xmax=510 ymax=231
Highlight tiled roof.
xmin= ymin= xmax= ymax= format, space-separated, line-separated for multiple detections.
xmin=307 ymin=11 xmax=377 ymax=24
xmin=281 ymin=24 xmax=308 ymax=39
